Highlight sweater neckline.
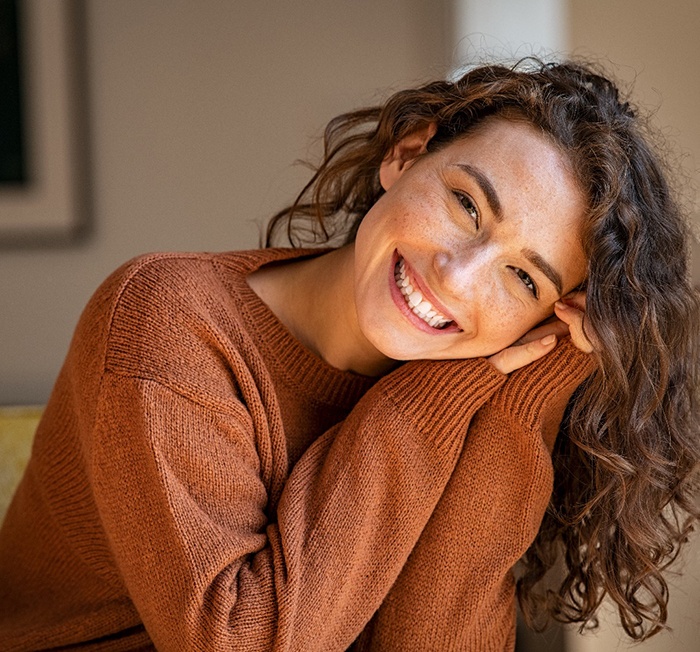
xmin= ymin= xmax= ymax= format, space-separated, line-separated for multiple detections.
xmin=214 ymin=248 xmax=378 ymax=409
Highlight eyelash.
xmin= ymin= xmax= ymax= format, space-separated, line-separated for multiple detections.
xmin=511 ymin=267 xmax=538 ymax=298
xmin=454 ymin=191 xmax=479 ymax=228
xmin=453 ymin=190 xmax=539 ymax=299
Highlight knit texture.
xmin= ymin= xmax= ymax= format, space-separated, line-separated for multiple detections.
xmin=0 ymin=248 xmax=594 ymax=651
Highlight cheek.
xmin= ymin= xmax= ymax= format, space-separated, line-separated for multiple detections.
xmin=383 ymin=181 xmax=447 ymax=235
xmin=484 ymin=304 xmax=524 ymax=341
xmin=479 ymin=289 xmax=545 ymax=346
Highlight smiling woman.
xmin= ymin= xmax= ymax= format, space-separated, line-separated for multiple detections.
xmin=351 ymin=117 xmax=587 ymax=366
xmin=263 ymin=58 xmax=700 ymax=642
xmin=1 ymin=59 xmax=698 ymax=651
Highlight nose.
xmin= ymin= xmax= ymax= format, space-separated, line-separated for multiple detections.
xmin=433 ymin=247 xmax=494 ymax=303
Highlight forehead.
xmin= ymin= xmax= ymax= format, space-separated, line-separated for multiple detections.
xmin=439 ymin=118 xmax=583 ymax=216
xmin=442 ymin=117 xmax=574 ymax=181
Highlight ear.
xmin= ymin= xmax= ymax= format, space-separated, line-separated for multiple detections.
xmin=379 ymin=122 xmax=437 ymax=190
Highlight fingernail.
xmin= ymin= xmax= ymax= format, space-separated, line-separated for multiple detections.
xmin=541 ymin=334 xmax=556 ymax=345
xmin=555 ymin=301 xmax=568 ymax=310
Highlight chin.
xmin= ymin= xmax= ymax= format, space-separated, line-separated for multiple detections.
xmin=365 ymin=333 xmax=408 ymax=362
xmin=364 ymin=330 xmax=447 ymax=363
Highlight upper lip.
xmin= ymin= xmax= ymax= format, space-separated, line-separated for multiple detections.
xmin=399 ymin=253 xmax=459 ymax=326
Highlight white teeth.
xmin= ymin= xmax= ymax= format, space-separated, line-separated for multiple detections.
xmin=394 ymin=257 xmax=452 ymax=329
xmin=415 ymin=300 xmax=432 ymax=316
xmin=408 ymin=291 xmax=422 ymax=308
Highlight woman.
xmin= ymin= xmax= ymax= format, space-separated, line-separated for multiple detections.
xmin=1 ymin=60 xmax=698 ymax=651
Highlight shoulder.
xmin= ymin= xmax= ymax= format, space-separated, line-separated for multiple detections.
xmin=107 ymin=251 xmax=225 ymax=319
xmin=83 ymin=252 xmax=225 ymax=350
xmin=100 ymin=248 xmax=318 ymax=351
xmin=72 ymin=252 xmax=263 ymax=400
xmin=67 ymin=247 xmax=329 ymax=407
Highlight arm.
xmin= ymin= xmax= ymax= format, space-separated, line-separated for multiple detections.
xmin=352 ymin=338 xmax=596 ymax=651
xmin=90 ymin=356 xmax=506 ymax=651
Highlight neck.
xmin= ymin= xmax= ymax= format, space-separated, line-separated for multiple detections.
xmin=248 ymin=245 xmax=396 ymax=377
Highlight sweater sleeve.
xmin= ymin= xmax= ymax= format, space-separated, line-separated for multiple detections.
xmin=89 ymin=356 xmax=506 ymax=651
xmin=351 ymin=338 xmax=596 ymax=651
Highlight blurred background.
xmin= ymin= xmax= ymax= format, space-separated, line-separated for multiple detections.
xmin=1 ymin=1 xmax=698 ymax=649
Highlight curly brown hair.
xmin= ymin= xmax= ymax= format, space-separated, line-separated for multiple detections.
xmin=265 ymin=59 xmax=700 ymax=641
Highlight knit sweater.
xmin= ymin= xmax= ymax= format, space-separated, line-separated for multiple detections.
xmin=0 ymin=248 xmax=594 ymax=651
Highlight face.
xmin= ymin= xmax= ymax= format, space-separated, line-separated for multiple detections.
xmin=352 ymin=116 xmax=588 ymax=363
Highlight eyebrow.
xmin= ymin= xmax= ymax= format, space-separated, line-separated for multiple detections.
xmin=455 ymin=163 xmax=503 ymax=222
xmin=523 ymin=248 xmax=563 ymax=296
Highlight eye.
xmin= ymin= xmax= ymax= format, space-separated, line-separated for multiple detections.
xmin=453 ymin=191 xmax=479 ymax=228
xmin=511 ymin=267 xmax=538 ymax=298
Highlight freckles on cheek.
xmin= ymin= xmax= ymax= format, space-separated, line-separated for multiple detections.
xmin=394 ymin=192 xmax=436 ymax=235
xmin=491 ymin=302 xmax=534 ymax=345
xmin=393 ymin=213 xmax=413 ymax=234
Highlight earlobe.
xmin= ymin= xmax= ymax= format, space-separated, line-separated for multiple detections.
xmin=379 ymin=122 xmax=437 ymax=190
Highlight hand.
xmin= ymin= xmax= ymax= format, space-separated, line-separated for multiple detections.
xmin=487 ymin=320 xmax=566 ymax=375
xmin=487 ymin=291 xmax=594 ymax=374
xmin=553 ymin=291 xmax=594 ymax=354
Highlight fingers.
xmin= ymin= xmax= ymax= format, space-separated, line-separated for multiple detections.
xmin=517 ymin=318 xmax=570 ymax=345
xmin=489 ymin=289 xmax=593 ymax=374
xmin=554 ymin=300 xmax=594 ymax=354
xmin=562 ymin=290 xmax=586 ymax=311
xmin=488 ymin=334 xmax=558 ymax=375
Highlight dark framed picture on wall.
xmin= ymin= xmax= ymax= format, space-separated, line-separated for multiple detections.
xmin=0 ymin=0 xmax=90 ymax=246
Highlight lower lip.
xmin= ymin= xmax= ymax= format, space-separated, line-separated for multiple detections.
xmin=388 ymin=250 xmax=461 ymax=335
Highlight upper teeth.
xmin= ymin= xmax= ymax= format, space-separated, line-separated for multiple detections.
xmin=395 ymin=258 xmax=452 ymax=329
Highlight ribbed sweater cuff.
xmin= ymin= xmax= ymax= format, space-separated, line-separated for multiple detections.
xmin=497 ymin=337 xmax=596 ymax=432
xmin=377 ymin=358 xmax=507 ymax=448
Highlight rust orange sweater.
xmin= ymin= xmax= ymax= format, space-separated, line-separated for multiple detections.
xmin=0 ymin=248 xmax=593 ymax=651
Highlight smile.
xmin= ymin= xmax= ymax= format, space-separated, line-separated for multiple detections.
xmin=394 ymin=257 xmax=453 ymax=329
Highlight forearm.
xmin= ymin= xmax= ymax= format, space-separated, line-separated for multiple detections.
xmin=92 ymin=360 xmax=506 ymax=651
xmin=354 ymin=339 xmax=596 ymax=651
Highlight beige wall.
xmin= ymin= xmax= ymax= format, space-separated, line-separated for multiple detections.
xmin=4 ymin=0 xmax=696 ymax=397
xmin=0 ymin=0 xmax=449 ymax=404
xmin=567 ymin=1 xmax=700 ymax=650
